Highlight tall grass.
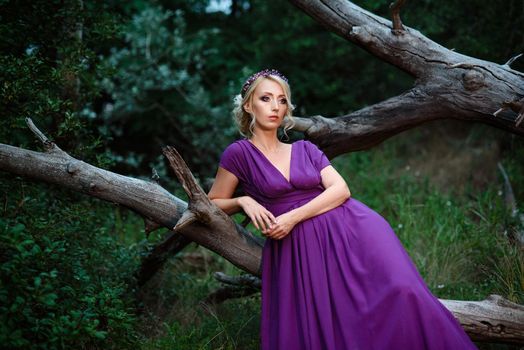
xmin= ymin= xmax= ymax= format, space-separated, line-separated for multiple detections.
xmin=133 ymin=122 xmax=523 ymax=349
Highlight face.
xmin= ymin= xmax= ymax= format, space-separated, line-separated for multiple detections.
xmin=243 ymin=78 xmax=288 ymax=133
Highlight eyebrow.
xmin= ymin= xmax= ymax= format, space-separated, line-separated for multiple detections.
xmin=261 ymin=91 xmax=286 ymax=97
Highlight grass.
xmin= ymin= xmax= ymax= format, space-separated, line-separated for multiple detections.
xmin=120 ymin=121 xmax=523 ymax=349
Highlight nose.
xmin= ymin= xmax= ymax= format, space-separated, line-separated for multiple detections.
xmin=271 ymin=98 xmax=279 ymax=111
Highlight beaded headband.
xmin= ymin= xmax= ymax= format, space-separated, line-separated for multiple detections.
xmin=241 ymin=69 xmax=289 ymax=97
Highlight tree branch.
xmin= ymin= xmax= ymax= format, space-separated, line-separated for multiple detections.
xmin=0 ymin=140 xmax=264 ymax=278
xmin=504 ymin=53 xmax=523 ymax=68
xmin=389 ymin=0 xmax=406 ymax=34
xmin=286 ymin=0 xmax=524 ymax=157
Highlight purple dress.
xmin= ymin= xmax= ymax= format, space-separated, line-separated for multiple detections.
xmin=219 ymin=138 xmax=477 ymax=350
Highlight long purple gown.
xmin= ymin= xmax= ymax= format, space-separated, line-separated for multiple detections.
xmin=219 ymin=138 xmax=477 ymax=350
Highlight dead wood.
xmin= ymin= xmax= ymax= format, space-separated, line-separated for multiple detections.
xmin=287 ymin=0 xmax=524 ymax=159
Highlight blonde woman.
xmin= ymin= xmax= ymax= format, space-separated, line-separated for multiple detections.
xmin=208 ymin=69 xmax=477 ymax=350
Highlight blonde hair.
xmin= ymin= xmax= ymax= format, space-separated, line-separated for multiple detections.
xmin=232 ymin=74 xmax=296 ymax=140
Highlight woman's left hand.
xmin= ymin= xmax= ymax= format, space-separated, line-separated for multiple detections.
xmin=265 ymin=211 xmax=300 ymax=240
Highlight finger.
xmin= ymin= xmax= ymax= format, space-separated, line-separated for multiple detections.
xmin=264 ymin=213 xmax=276 ymax=231
xmin=262 ymin=213 xmax=275 ymax=231
xmin=249 ymin=214 xmax=260 ymax=230
xmin=267 ymin=230 xmax=279 ymax=239
xmin=254 ymin=214 xmax=267 ymax=232
xmin=275 ymin=231 xmax=287 ymax=240
xmin=260 ymin=214 xmax=271 ymax=233
xmin=266 ymin=211 xmax=277 ymax=224
xmin=262 ymin=211 xmax=276 ymax=226
xmin=275 ymin=229 xmax=285 ymax=239
xmin=266 ymin=223 xmax=279 ymax=235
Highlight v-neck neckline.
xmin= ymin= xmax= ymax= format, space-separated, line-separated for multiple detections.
xmin=244 ymin=139 xmax=294 ymax=184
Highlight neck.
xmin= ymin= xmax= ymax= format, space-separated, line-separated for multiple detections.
xmin=250 ymin=130 xmax=280 ymax=152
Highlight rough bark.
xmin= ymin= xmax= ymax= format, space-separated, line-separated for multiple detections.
xmin=287 ymin=0 xmax=524 ymax=158
xmin=0 ymin=121 xmax=264 ymax=278
xmin=441 ymin=295 xmax=524 ymax=344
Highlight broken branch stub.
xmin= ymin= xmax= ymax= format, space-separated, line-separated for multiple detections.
xmin=161 ymin=145 xmax=264 ymax=275
xmin=389 ymin=0 xmax=406 ymax=34
xmin=162 ymin=145 xmax=227 ymax=229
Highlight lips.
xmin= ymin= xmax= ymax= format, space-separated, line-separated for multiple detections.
xmin=268 ymin=115 xmax=279 ymax=120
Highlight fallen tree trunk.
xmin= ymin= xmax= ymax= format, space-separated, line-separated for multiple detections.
xmin=441 ymin=295 xmax=524 ymax=344
xmin=287 ymin=0 xmax=524 ymax=158
xmin=0 ymin=120 xmax=264 ymax=278
xmin=1 ymin=119 xmax=523 ymax=343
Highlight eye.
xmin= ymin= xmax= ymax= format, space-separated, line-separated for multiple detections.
xmin=260 ymin=96 xmax=270 ymax=102
xmin=280 ymin=98 xmax=287 ymax=104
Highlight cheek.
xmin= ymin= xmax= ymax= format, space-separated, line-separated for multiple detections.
xmin=253 ymin=101 xmax=267 ymax=113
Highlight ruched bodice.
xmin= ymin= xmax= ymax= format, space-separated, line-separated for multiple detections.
xmin=220 ymin=139 xmax=332 ymax=216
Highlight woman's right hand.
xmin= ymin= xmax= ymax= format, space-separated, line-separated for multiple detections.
xmin=238 ymin=196 xmax=276 ymax=235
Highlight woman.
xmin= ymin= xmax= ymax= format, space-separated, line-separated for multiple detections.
xmin=208 ymin=69 xmax=477 ymax=350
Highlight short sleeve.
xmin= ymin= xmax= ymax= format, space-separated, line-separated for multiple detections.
xmin=218 ymin=142 xmax=246 ymax=182
xmin=305 ymin=140 xmax=331 ymax=172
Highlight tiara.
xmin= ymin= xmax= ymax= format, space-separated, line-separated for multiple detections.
xmin=241 ymin=69 xmax=289 ymax=97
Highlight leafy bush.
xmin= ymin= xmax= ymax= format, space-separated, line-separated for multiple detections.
xmin=0 ymin=179 xmax=141 ymax=349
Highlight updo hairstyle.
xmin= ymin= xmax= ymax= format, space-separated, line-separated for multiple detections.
xmin=232 ymin=74 xmax=296 ymax=140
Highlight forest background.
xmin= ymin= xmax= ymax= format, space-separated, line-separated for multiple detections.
xmin=1 ymin=0 xmax=523 ymax=348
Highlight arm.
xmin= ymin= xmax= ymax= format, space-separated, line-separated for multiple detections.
xmin=208 ymin=166 xmax=277 ymax=231
xmin=264 ymin=164 xmax=351 ymax=240
xmin=207 ymin=166 xmax=244 ymax=215
xmin=289 ymin=165 xmax=351 ymax=223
